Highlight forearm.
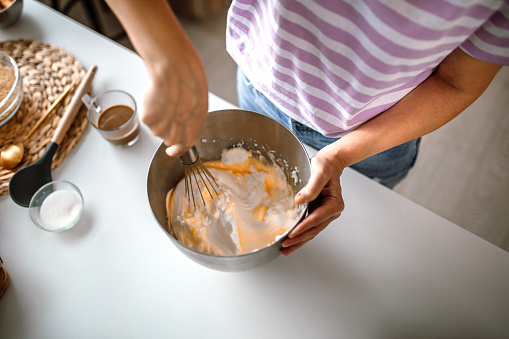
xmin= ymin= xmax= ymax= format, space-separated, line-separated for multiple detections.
xmin=104 ymin=0 xmax=208 ymax=154
xmin=105 ymin=0 xmax=207 ymax=88
xmin=325 ymin=48 xmax=502 ymax=168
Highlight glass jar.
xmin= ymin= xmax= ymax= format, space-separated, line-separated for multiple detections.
xmin=0 ymin=50 xmax=23 ymax=127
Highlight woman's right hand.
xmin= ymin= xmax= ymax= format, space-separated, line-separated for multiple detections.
xmin=142 ymin=50 xmax=209 ymax=157
xmin=105 ymin=0 xmax=209 ymax=157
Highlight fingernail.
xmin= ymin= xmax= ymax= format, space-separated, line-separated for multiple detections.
xmin=295 ymin=193 xmax=304 ymax=203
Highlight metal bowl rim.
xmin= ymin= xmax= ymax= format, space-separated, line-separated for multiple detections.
xmin=146 ymin=109 xmax=311 ymax=259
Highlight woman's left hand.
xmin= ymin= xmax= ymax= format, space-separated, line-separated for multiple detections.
xmin=282 ymin=149 xmax=346 ymax=256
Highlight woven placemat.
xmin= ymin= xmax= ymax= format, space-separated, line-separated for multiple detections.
xmin=0 ymin=39 xmax=88 ymax=196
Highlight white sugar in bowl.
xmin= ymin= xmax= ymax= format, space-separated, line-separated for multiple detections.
xmin=29 ymin=180 xmax=84 ymax=232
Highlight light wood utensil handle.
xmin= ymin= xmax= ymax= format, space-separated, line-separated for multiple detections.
xmin=51 ymin=65 xmax=97 ymax=145
xmin=23 ymin=79 xmax=77 ymax=142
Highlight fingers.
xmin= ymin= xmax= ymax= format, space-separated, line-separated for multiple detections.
xmin=295 ymin=160 xmax=329 ymax=204
xmin=281 ymin=214 xmax=338 ymax=257
xmin=140 ymin=78 xmax=208 ymax=156
xmin=147 ymin=109 xmax=198 ymax=156
xmin=281 ymin=241 xmax=307 ymax=257
xmin=291 ymin=199 xmax=343 ymax=237
xmin=295 ymin=153 xmax=345 ymax=205
xmin=292 ymin=171 xmax=344 ymax=238
xmin=284 ymin=216 xmax=333 ymax=247
xmin=165 ymin=144 xmax=188 ymax=157
xmin=281 ymin=191 xmax=344 ymax=257
xmin=283 ymin=150 xmax=346 ymax=256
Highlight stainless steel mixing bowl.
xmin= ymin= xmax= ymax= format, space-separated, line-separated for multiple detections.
xmin=0 ymin=0 xmax=23 ymax=28
xmin=147 ymin=109 xmax=311 ymax=272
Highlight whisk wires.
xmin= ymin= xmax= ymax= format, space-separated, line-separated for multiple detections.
xmin=180 ymin=146 xmax=223 ymax=213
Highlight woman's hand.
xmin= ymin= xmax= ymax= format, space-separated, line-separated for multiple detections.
xmin=105 ymin=0 xmax=209 ymax=157
xmin=282 ymin=148 xmax=346 ymax=256
xmin=142 ymin=55 xmax=208 ymax=157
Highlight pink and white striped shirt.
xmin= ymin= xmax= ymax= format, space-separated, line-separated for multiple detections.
xmin=226 ymin=0 xmax=509 ymax=137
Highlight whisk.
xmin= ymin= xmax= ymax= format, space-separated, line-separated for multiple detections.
xmin=180 ymin=146 xmax=223 ymax=212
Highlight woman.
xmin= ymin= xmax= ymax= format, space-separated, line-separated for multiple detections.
xmin=105 ymin=0 xmax=509 ymax=256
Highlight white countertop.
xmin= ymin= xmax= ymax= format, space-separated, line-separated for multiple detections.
xmin=1 ymin=1 xmax=509 ymax=338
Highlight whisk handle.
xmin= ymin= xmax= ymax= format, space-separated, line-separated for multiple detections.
xmin=180 ymin=146 xmax=200 ymax=165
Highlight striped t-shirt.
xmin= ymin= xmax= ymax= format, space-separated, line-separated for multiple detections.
xmin=226 ymin=0 xmax=509 ymax=137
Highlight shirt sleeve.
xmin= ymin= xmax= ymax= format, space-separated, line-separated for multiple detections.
xmin=460 ymin=1 xmax=509 ymax=65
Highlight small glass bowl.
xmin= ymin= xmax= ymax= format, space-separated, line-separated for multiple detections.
xmin=0 ymin=50 xmax=23 ymax=127
xmin=29 ymin=181 xmax=84 ymax=232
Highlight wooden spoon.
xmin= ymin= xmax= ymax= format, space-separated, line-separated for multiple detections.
xmin=9 ymin=65 xmax=97 ymax=207
xmin=0 ymin=80 xmax=77 ymax=169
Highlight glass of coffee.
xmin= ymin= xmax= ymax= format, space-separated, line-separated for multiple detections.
xmin=82 ymin=90 xmax=140 ymax=147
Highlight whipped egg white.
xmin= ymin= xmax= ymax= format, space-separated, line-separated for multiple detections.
xmin=166 ymin=147 xmax=302 ymax=255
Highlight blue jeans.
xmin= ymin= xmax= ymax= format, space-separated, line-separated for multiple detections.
xmin=236 ymin=68 xmax=420 ymax=188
